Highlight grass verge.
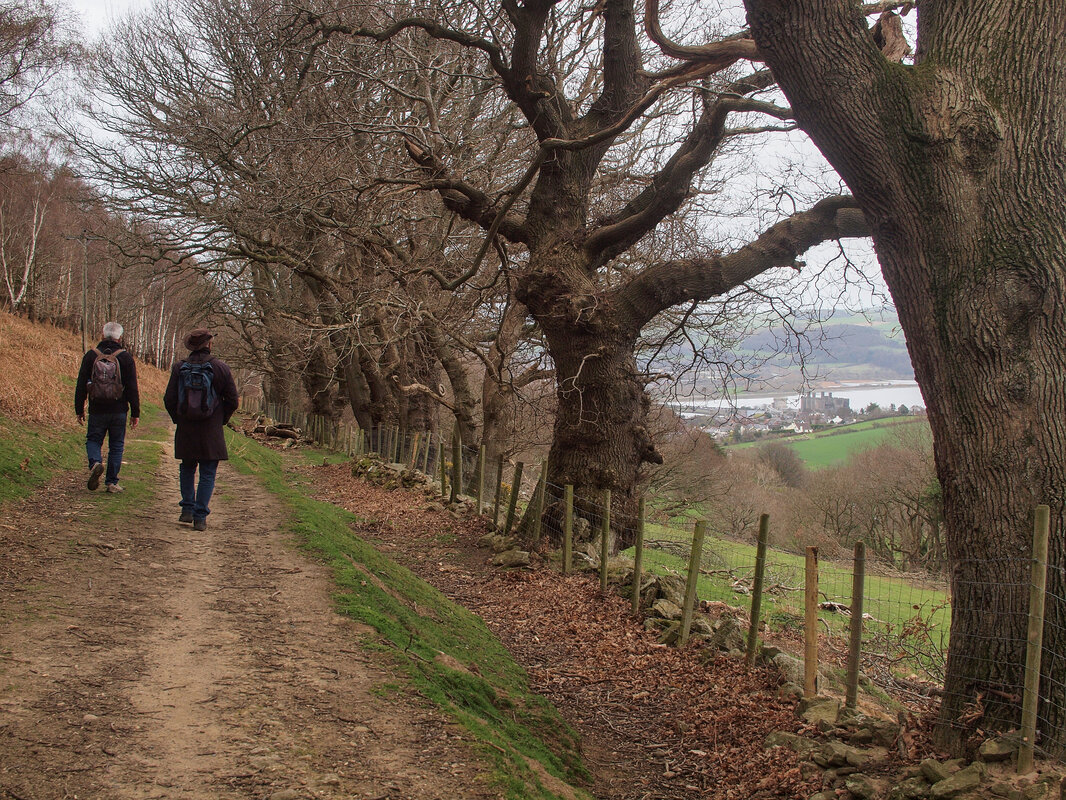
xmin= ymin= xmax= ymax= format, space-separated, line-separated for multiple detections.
xmin=225 ymin=427 xmax=591 ymax=800
xmin=0 ymin=401 xmax=170 ymax=510
xmin=0 ymin=415 xmax=85 ymax=505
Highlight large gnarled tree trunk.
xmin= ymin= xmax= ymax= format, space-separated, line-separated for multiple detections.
xmin=742 ymin=0 xmax=1066 ymax=752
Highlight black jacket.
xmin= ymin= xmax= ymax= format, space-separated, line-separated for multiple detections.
xmin=75 ymin=339 xmax=141 ymax=418
xmin=163 ymin=349 xmax=239 ymax=461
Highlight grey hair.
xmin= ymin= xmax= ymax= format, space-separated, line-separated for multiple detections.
xmin=102 ymin=321 xmax=124 ymax=341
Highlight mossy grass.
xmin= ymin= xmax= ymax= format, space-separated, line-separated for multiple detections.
xmin=0 ymin=415 xmax=85 ymax=505
xmin=0 ymin=401 xmax=169 ymax=510
xmin=225 ymin=426 xmax=591 ymax=800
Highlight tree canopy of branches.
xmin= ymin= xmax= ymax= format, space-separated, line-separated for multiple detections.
xmin=0 ymin=0 xmax=74 ymax=129
xmin=312 ymin=0 xmax=870 ymax=541
xmin=76 ymin=0 xmax=564 ymax=452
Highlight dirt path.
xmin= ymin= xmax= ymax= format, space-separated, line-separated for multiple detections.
xmin=0 ymin=439 xmax=497 ymax=800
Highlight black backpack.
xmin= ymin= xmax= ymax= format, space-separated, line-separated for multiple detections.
xmin=88 ymin=348 xmax=125 ymax=402
xmin=177 ymin=359 xmax=219 ymax=421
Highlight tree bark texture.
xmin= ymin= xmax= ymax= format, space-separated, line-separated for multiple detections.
xmin=743 ymin=0 xmax=1066 ymax=752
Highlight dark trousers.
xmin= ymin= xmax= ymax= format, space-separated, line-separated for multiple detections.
xmin=179 ymin=459 xmax=219 ymax=521
xmin=86 ymin=412 xmax=127 ymax=486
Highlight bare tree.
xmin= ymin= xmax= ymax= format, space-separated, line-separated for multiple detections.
xmin=318 ymin=0 xmax=869 ymax=542
xmin=0 ymin=0 xmax=75 ymax=131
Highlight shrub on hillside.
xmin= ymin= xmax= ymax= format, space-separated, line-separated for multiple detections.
xmin=0 ymin=312 xmax=82 ymax=426
xmin=756 ymin=441 xmax=807 ymax=489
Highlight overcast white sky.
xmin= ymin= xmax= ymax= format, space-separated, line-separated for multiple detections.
xmin=64 ymin=0 xmax=147 ymax=37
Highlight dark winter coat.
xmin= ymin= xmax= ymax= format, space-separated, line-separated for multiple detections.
xmin=163 ymin=349 xmax=239 ymax=461
xmin=75 ymin=339 xmax=141 ymax=418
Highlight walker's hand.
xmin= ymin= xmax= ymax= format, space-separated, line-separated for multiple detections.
xmin=77 ymin=414 xmax=85 ymax=425
xmin=131 ymin=417 xmax=140 ymax=429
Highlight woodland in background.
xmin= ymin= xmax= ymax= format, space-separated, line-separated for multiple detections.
xmin=666 ymin=424 xmax=944 ymax=576
xmin=0 ymin=0 xmax=208 ymax=365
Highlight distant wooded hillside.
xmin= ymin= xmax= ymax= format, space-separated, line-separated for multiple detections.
xmin=738 ymin=313 xmax=914 ymax=381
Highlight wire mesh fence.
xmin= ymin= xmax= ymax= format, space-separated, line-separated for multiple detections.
xmin=239 ymin=398 xmax=1065 ymax=765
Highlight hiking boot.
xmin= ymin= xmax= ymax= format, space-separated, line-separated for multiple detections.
xmin=193 ymin=518 xmax=207 ymax=531
xmin=179 ymin=511 xmax=194 ymax=524
xmin=106 ymin=483 xmax=124 ymax=493
xmin=87 ymin=463 xmax=104 ymax=491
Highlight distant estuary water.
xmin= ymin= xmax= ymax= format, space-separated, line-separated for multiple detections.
xmin=676 ymin=380 xmax=926 ymax=416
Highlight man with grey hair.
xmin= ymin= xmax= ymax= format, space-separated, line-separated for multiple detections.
xmin=75 ymin=322 xmax=140 ymax=492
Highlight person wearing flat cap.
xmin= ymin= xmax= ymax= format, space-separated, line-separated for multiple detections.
xmin=163 ymin=328 xmax=239 ymax=531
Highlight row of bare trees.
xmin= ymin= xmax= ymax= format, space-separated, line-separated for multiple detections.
xmin=72 ymin=0 xmax=864 ymax=505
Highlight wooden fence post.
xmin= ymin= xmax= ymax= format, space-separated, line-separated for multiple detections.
xmin=450 ymin=427 xmax=462 ymax=504
xmin=679 ymin=520 xmax=707 ymax=646
xmin=475 ymin=445 xmax=486 ymax=514
xmin=563 ymin=484 xmax=573 ymax=575
xmin=409 ymin=432 xmax=421 ymax=470
xmin=804 ymin=546 xmax=820 ymax=698
xmin=492 ymin=455 xmax=505 ymax=529
xmin=421 ymin=433 xmax=430 ymax=473
xmin=531 ymin=461 xmax=548 ymax=545
xmin=1019 ymin=505 xmax=1051 ymax=774
xmin=439 ymin=435 xmax=447 ymax=496
xmin=503 ymin=462 xmax=523 ymax=536
xmin=599 ymin=490 xmax=611 ymax=594
xmin=845 ymin=541 xmax=866 ymax=709
xmin=631 ymin=498 xmax=645 ymax=615
xmin=745 ymin=513 xmax=770 ymax=666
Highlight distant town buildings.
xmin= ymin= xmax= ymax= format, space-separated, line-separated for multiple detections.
xmin=799 ymin=391 xmax=851 ymax=414
xmin=674 ymin=387 xmax=928 ymax=443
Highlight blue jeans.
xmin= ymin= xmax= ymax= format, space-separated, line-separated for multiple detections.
xmin=86 ymin=412 xmax=127 ymax=486
xmin=179 ymin=459 xmax=219 ymax=521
